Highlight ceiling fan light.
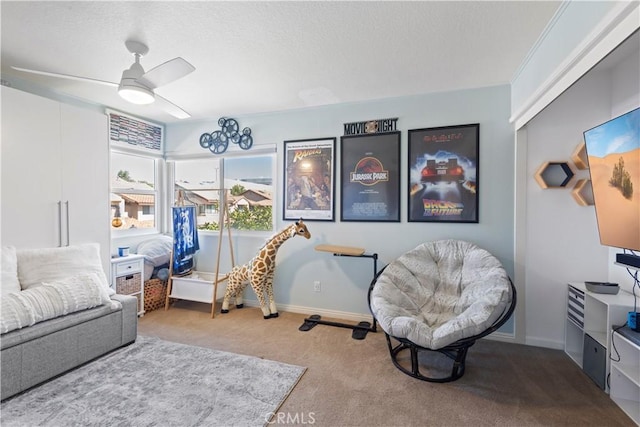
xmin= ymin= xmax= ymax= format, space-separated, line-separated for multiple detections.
xmin=118 ymin=83 xmax=155 ymax=105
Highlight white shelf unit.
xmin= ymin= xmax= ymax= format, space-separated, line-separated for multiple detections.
xmin=169 ymin=271 xmax=218 ymax=304
xmin=111 ymin=254 xmax=145 ymax=316
xmin=565 ymin=285 xmax=585 ymax=367
xmin=564 ymin=282 xmax=635 ymax=393
xmin=610 ymin=327 xmax=640 ymax=425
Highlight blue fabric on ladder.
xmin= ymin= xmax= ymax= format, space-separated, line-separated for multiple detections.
xmin=172 ymin=206 xmax=199 ymax=275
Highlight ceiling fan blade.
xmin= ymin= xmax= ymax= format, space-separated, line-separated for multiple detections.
xmin=11 ymin=66 xmax=119 ymax=87
xmin=155 ymin=93 xmax=191 ymax=119
xmin=137 ymin=57 xmax=195 ymax=89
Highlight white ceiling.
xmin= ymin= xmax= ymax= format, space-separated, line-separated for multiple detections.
xmin=1 ymin=1 xmax=561 ymax=124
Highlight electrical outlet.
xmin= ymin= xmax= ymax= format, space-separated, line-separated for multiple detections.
xmin=313 ymin=280 xmax=321 ymax=292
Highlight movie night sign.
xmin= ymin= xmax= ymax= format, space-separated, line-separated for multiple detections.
xmin=343 ymin=118 xmax=398 ymax=135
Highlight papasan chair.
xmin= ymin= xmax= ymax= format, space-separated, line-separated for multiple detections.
xmin=368 ymin=239 xmax=516 ymax=382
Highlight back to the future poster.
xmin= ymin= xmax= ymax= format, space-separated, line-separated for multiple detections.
xmin=408 ymin=124 xmax=479 ymax=223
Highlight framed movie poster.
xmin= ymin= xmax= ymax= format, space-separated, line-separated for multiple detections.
xmin=408 ymin=124 xmax=479 ymax=223
xmin=340 ymin=132 xmax=400 ymax=222
xmin=283 ymin=137 xmax=336 ymax=221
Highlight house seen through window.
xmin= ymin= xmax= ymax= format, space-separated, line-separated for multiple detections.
xmin=173 ymin=155 xmax=274 ymax=232
xmin=110 ymin=152 xmax=158 ymax=232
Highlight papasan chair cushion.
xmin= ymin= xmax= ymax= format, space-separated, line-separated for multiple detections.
xmin=370 ymin=239 xmax=512 ymax=350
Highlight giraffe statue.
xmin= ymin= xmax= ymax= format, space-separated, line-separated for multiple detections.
xmin=220 ymin=219 xmax=311 ymax=319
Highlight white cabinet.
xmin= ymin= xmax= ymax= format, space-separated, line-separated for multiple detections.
xmin=110 ymin=254 xmax=145 ymax=316
xmin=564 ymin=282 xmax=635 ymax=393
xmin=1 ymin=86 xmax=110 ymax=273
xmin=610 ymin=327 xmax=640 ymax=425
xmin=1 ymin=86 xmax=62 ymax=248
xmin=60 ymin=103 xmax=110 ymax=255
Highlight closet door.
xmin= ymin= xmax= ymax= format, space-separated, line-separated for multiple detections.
xmin=60 ymin=103 xmax=110 ymax=272
xmin=1 ymin=86 xmax=62 ymax=248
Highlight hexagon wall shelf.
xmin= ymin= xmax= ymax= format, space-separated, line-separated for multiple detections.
xmin=534 ymin=161 xmax=575 ymax=189
xmin=571 ymin=179 xmax=595 ymax=206
xmin=571 ymin=142 xmax=589 ymax=170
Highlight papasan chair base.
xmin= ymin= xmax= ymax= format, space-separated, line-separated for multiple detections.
xmin=383 ymin=280 xmax=515 ymax=383
xmin=387 ymin=336 xmax=471 ymax=383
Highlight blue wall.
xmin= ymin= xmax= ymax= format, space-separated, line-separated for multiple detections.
xmin=166 ymin=84 xmax=516 ymax=320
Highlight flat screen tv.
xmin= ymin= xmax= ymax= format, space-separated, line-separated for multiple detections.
xmin=583 ymin=107 xmax=640 ymax=268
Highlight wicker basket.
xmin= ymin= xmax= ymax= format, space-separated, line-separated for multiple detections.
xmin=116 ymin=272 xmax=141 ymax=295
xmin=144 ymin=279 xmax=168 ymax=312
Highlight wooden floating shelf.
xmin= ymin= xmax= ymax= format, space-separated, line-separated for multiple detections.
xmin=572 ymin=179 xmax=595 ymax=206
xmin=571 ymin=142 xmax=589 ymax=170
xmin=534 ymin=161 xmax=575 ymax=189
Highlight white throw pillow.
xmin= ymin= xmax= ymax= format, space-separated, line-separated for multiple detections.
xmin=1 ymin=246 xmax=20 ymax=297
xmin=16 ymin=243 xmax=113 ymax=296
xmin=0 ymin=272 xmax=112 ymax=334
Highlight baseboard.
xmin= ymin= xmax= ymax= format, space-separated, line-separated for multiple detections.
xmin=239 ymin=300 xmax=374 ymax=323
xmin=525 ymin=336 xmax=564 ymax=350
xmin=236 ymin=301 xmax=521 ymax=344
xmin=483 ymin=332 xmax=517 ymax=344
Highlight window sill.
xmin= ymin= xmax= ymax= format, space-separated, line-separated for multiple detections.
xmin=111 ymin=228 xmax=161 ymax=239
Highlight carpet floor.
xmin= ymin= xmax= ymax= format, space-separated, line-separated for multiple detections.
xmin=138 ymin=301 xmax=636 ymax=427
xmin=0 ymin=335 xmax=306 ymax=427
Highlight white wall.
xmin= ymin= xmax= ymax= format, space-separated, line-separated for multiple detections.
xmin=165 ymin=85 xmax=516 ymax=322
xmin=523 ymin=70 xmax=611 ymax=349
xmin=509 ymin=0 xmax=638 ymax=349
xmin=521 ymin=39 xmax=639 ymax=349
xmin=511 ymin=1 xmax=616 ymax=116
xmin=510 ymin=1 xmax=638 ymax=128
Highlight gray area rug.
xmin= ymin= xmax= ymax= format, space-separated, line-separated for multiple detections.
xmin=1 ymin=335 xmax=306 ymax=427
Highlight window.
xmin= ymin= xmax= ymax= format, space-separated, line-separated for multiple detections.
xmin=173 ymin=154 xmax=274 ymax=232
xmin=224 ymin=156 xmax=274 ymax=231
xmin=110 ymin=151 xmax=159 ymax=233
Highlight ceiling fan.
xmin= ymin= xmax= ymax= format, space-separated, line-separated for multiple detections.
xmin=12 ymin=40 xmax=195 ymax=119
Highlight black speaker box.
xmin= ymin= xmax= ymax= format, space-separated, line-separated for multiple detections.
xmin=616 ymin=253 xmax=640 ymax=268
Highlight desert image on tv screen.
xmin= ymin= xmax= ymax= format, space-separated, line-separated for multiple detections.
xmin=584 ymin=108 xmax=640 ymax=251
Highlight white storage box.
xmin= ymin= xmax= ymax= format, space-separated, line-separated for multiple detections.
xmin=169 ymin=271 xmax=223 ymax=303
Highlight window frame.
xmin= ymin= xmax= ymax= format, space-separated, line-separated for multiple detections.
xmin=110 ymin=146 xmax=165 ymax=238
xmin=167 ymin=148 xmax=276 ymax=237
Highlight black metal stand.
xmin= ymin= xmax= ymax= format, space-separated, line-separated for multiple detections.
xmin=385 ymin=335 xmax=472 ymax=382
xmin=299 ymin=251 xmax=378 ymax=340
xmin=374 ymin=279 xmax=517 ymax=382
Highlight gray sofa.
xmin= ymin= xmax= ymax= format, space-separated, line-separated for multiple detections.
xmin=1 ymin=293 xmax=137 ymax=400
xmin=0 ymin=243 xmax=139 ymax=401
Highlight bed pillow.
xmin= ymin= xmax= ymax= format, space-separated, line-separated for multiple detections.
xmin=1 ymin=246 xmax=20 ymax=297
xmin=16 ymin=243 xmax=113 ymax=296
xmin=1 ymin=272 xmax=113 ymax=334
xmin=136 ymin=236 xmax=173 ymax=280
